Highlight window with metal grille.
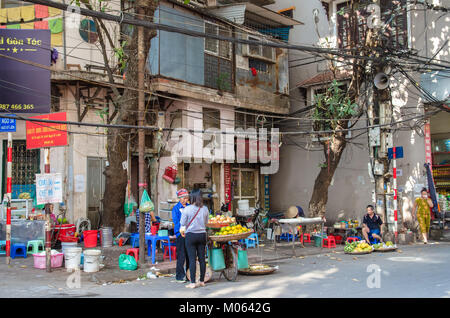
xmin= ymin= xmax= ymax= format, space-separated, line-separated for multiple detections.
xmin=337 ymin=0 xmax=407 ymax=50
xmin=203 ymin=107 xmax=221 ymax=148
xmin=204 ymin=21 xmax=233 ymax=92
xmin=235 ymin=111 xmax=256 ymax=130
xmin=2 ymin=140 xmax=40 ymax=199
xmin=249 ymin=58 xmax=269 ymax=73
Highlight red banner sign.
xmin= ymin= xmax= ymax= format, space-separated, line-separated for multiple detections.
xmin=26 ymin=112 xmax=68 ymax=149
xmin=424 ymin=122 xmax=432 ymax=166
xmin=224 ymin=163 xmax=232 ymax=207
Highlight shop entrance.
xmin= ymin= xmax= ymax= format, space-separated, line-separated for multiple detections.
xmin=87 ymin=157 xmax=106 ymax=228
xmin=231 ymin=167 xmax=259 ymax=215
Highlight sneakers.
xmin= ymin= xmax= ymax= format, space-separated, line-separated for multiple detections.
xmin=176 ymin=279 xmax=186 ymax=283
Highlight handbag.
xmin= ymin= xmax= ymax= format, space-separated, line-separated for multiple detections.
xmin=181 ymin=207 xmax=201 ymax=237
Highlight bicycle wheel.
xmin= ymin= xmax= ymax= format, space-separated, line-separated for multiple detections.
xmin=222 ymin=245 xmax=238 ymax=282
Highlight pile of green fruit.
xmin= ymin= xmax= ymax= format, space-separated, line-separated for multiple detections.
xmin=344 ymin=241 xmax=373 ymax=253
xmin=373 ymin=241 xmax=395 ymax=250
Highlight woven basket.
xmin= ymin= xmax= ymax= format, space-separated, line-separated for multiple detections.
xmin=209 ymin=230 xmax=253 ymax=242
xmin=206 ymin=222 xmax=233 ymax=229
xmin=374 ymin=247 xmax=397 ymax=252
xmin=238 ymin=264 xmax=277 ymax=276
xmin=345 ymin=249 xmax=374 ymax=255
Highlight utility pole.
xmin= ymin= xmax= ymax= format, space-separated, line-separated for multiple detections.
xmin=368 ymin=0 xmax=394 ymax=241
xmin=137 ymin=4 xmax=146 ymax=266
xmin=44 ymin=148 xmax=52 ymax=272
xmin=5 ymin=133 xmax=12 ymax=265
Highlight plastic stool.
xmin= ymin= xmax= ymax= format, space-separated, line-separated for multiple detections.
xmin=323 ymin=236 xmax=336 ymax=248
xmin=11 ymin=244 xmax=27 ymax=259
xmin=280 ymin=233 xmax=294 ymax=242
xmin=334 ymin=235 xmax=343 ymax=244
xmin=346 ymin=237 xmax=359 ymax=244
xmin=163 ymin=246 xmax=176 ymax=261
xmin=245 ymin=233 xmax=259 ymax=248
xmin=27 ymin=240 xmax=44 ymax=255
xmin=0 ymin=240 xmax=6 ymax=255
xmin=126 ymin=248 xmax=139 ymax=262
xmin=301 ymin=233 xmax=312 ymax=244
xmin=130 ymin=234 xmax=139 ymax=248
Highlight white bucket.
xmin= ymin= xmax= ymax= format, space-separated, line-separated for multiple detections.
xmin=64 ymin=247 xmax=82 ymax=271
xmin=83 ymin=249 xmax=102 ymax=273
xmin=61 ymin=242 xmax=78 ymax=256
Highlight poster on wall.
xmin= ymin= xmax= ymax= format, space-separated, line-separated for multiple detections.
xmin=0 ymin=30 xmax=51 ymax=113
xmin=26 ymin=112 xmax=68 ymax=149
xmin=36 ymin=173 xmax=63 ymax=205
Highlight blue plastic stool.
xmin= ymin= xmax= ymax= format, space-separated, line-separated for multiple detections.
xmin=130 ymin=233 xmax=139 ymax=248
xmin=0 ymin=240 xmax=6 ymax=255
xmin=280 ymin=233 xmax=296 ymax=242
xmin=11 ymin=244 xmax=27 ymax=259
xmin=245 ymin=233 xmax=259 ymax=248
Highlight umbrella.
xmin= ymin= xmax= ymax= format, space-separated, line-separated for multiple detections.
xmin=424 ymin=163 xmax=440 ymax=220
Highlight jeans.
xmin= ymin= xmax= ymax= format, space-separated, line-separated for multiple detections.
xmin=185 ymin=232 xmax=207 ymax=284
xmin=175 ymin=235 xmax=189 ymax=281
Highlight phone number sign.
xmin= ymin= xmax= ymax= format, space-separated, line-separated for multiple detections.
xmin=0 ymin=29 xmax=51 ymax=113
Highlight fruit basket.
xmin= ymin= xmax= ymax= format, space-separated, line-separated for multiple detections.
xmin=206 ymin=222 xmax=233 ymax=229
xmin=344 ymin=241 xmax=374 ymax=255
xmin=238 ymin=264 xmax=277 ymax=276
xmin=373 ymin=242 xmax=397 ymax=252
xmin=209 ymin=230 xmax=253 ymax=242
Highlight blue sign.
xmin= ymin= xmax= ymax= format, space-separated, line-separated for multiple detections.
xmin=0 ymin=30 xmax=51 ymax=113
xmin=0 ymin=117 xmax=16 ymax=131
xmin=388 ymin=147 xmax=404 ymax=159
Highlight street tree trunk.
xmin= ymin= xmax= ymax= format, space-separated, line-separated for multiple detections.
xmin=308 ymin=131 xmax=347 ymax=218
xmin=102 ymin=1 xmax=158 ymax=235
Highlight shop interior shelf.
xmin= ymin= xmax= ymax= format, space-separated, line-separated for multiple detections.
xmin=433 ymin=164 xmax=450 ymax=167
xmin=432 ymin=152 xmax=450 ymax=155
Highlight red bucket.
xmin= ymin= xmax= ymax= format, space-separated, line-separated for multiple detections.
xmin=53 ymin=224 xmax=76 ymax=237
xmin=83 ymin=230 xmax=98 ymax=248
xmin=151 ymin=223 xmax=160 ymax=236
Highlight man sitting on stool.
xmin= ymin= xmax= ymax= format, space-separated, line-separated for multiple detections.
xmin=362 ymin=205 xmax=383 ymax=244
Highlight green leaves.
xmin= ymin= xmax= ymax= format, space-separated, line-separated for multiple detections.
xmin=313 ymin=80 xmax=359 ymax=132
xmin=114 ymin=40 xmax=128 ymax=72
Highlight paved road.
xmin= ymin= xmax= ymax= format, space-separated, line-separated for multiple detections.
xmin=1 ymin=242 xmax=449 ymax=298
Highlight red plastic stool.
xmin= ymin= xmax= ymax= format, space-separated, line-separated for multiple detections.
xmin=323 ymin=236 xmax=336 ymax=248
xmin=346 ymin=237 xmax=359 ymax=244
xmin=126 ymin=248 xmax=139 ymax=262
xmin=301 ymin=233 xmax=312 ymax=244
xmin=163 ymin=246 xmax=176 ymax=261
xmin=334 ymin=235 xmax=343 ymax=244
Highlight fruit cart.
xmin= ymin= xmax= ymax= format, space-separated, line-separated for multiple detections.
xmin=206 ymin=221 xmax=253 ymax=282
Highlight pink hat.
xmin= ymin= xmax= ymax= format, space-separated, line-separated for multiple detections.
xmin=177 ymin=189 xmax=189 ymax=198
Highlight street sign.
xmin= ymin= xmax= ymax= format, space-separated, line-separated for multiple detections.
xmin=0 ymin=117 xmax=16 ymax=132
xmin=35 ymin=173 xmax=63 ymax=205
xmin=0 ymin=30 xmax=51 ymax=113
xmin=26 ymin=112 xmax=68 ymax=149
xmin=388 ymin=147 xmax=403 ymax=159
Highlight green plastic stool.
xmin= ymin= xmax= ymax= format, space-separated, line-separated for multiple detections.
xmin=27 ymin=240 xmax=44 ymax=255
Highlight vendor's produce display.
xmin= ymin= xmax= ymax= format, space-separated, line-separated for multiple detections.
xmin=207 ymin=214 xmax=236 ymax=226
xmin=214 ymin=224 xmax=250 ymax=236
xmin=373 ymin=241 xmax=397 ymax=252
xmin=344 ymin=241 xmax=374 ymax=254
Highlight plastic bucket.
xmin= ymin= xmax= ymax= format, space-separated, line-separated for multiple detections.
xmin=64 ymin=247 xmax=82 ymax=271
xmin=313 ymin=235 xmax=326 ymax=247
xmin=61 ymin=242 xmax=78 ymax=256
xmin=83 ymin=249 xmax=101 ymax=273
xmin=209 ymin=248 xmax=225 ymax=271
xmin=151 ymin=225 xmax=158 ymax=236
xmin=83 ymin=230 xmax=98 ymax=248
xmin=158 ymin=229 xmax=168 ymax=237
xmin=237 ymin=250 xmax=249 ymax=270
xmin=100 ymin=227 xmax=113 ymax=248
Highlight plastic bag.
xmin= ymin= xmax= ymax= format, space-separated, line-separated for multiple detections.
xmin=118 ymin=254 xmax=138 ymax=271
xmin=124 ymin=193 xmax=138 ymax=217
xmin=139 ymin=189 xmax=154 ymax=213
